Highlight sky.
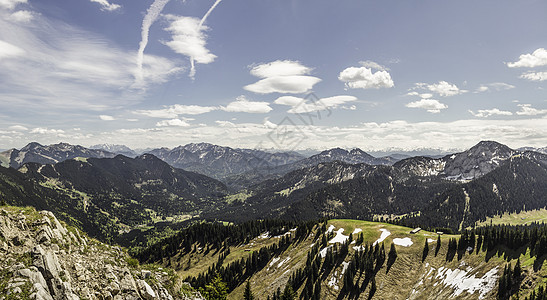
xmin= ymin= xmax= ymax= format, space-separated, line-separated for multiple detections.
xmin=0 ymin=0 xmax=546 ymax=152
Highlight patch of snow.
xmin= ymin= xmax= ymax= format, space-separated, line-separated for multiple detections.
xmin=450 ymin=154 xmax=456 ymax=159
xmin=435 ymin=266 xmax=499 ymax=299
xmin=326 ymin=224 xmax=335 ymax=234
xmin=277 ymin=257 xmax=290 ymax=268
xmin=352 ymin=245 xmax=366 ymax=252
xmin=319 ymin=245 xmax=333 ymax=258
xmin=393 ymin=237 xmax=413 ymax=247
xmin=373 ymin=228 xmax=391 ymax=246
xmin=290 ymin=227 xmax=297 ymax=232
xmin=259 ymin=232 xmax=270 ymax=239
xmin=328 ymin=276 xmax=338 ymax=289
xmin=269 ymin=257 xmax=280 ymax=267
xmin=427 ymin=238 xmax=435 ymax=243
xmin=353 ymin=228 xmax=362 ymax=234
xmin=466 ymin=246 xmax=473 ymax=253
xmin=341 ymin=261 xmax=350 ymax=275
xmin=329 ymin=228 xmax=349 ymax=244
xmin=309 ymin=243 xmax=315 ymax=248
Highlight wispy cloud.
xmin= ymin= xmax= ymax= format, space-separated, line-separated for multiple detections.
xmin=0 ymin=0 xmax=26 ymax=10
xmin=274 ymin=95 xmax=357 ymax=113
xmin=156 ymin=118 xmax=191 ymax=127
xmin=99 ymin=115 xmax=115 ymax=121
xmin=135 ymin=0 xmax=171 ymax=85
xmin=0 ymin=11 xmax=181 ymax=112
xmin=8 ymin=9 xmax=33 ymax=22
xmin=520 ymin=71 xmax=547 ymax=82
xmin=516 ymin=104 xmax=547 ymax=116
xmin=135 ymin=104 xmax=218 ymax=118
xmin=469 ymin=108 xmax=512 ymax=118
xmin=475 ymin=82 xmax=515 ymax=93
xmin=221 ymin=95 xmax=272 ymax=113
xmin=406 ymin=99 xmax=447 ymax=113
xmin=90 ymin=0 xmax=121 ymax=12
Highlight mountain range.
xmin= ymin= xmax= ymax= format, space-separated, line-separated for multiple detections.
xmin=1 ymin=140 xmax=546 ymax=240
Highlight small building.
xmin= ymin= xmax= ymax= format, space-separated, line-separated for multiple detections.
xmin=436 ymin=231 xmax=444 ymax=235
xmin=410 ymin=227 xmax=421 ymax=234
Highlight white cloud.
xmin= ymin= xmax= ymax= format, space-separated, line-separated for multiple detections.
xmin=99 ymin=115 xmax=115 ymax=121
xmin=90 ymin=0 xmax=121 ymax=12
xmin=476 ymin=82 xmax=516 ymax=93
xmin=0 ymin=14 xmax=181 ymax=112
xmin=9 ymin=10 xmax=34 ymax=22
xmin=245 ymin=60 xmax=321 ymax=94
xmin=163 ymin=15 xmax=216 ymax=72
xmin=8 ymin=125 xmax=27 ymax=131
xmin=405 ymin=99 xmax=447 ymax=113
xmin=520 ymin=71 xmax=547 ymax=82
xmin=156 ymin=119 xmax=191 ymax=127
xmin=250 ymin=60 xmax=312 ymax=78
xmin=0 ymin=40 xmax=25 ymax=59
xmin=135 ymin=0 xmax=171 ymax=84
xmin=135 ymin=104 xmax=218 ymax=118
xmin=516 ymin=104 xmax=547 ymax=116
xmin=507 ymin=48 xmax=547 ymax=68
xmin=30 ymin=128 xmax=65 ymax=134
xmin=0 ymin=0 xmax=26 ymax=10
xmin=221 ymin=95 xmax=272 ymax=113
xmin=274 ymin=95 xmax=357 ymax=114
xmin=469 ymin=108 xmax=512 ymax=118
xmin=359 ymin=60 xmax=388 ymax=71
xmin=426 ymin=81 xmax=466 ymax=97
xmin=338 ymin=66 xmax=394 ymax=90
xmin=244 ymin=75 xmax=322 ymax=94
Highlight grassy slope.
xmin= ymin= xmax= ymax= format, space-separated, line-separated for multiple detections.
xmin=475 ymin=209 xmax=547 ymax=227
xmin=165 ymin=218 xmax=547 ymax=299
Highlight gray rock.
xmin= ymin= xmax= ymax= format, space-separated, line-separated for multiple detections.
xmin=137 ymin=279 xmax=156 ymax=299
xmin=141 ymin=270 xmax=151 ymax=279
xmin=31 ymin=282 xmax=54 ymax=300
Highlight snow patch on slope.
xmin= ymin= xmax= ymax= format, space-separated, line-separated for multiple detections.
xmin=373 ymin=228 xmax=391 ymax=246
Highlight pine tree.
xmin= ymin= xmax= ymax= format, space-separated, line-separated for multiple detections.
xmin=281 ymin=284 xmax=296 ymax=300
xmin=513 ymin=258 xmax=522 ymax=279
xmin=201 ymin=273 xmax=228 ymax=300
xmin=244 ymin=280 xmax=254 ymax=300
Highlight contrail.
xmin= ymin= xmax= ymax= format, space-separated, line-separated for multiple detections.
xmin=136 ymin=0 xmax=171 ymax=83
xmin=189 ymin=0 xmax=222 ymax=79
xmin=199 ymin=0 xmax=222 ymax=28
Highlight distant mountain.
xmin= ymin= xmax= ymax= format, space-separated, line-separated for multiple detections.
xmin=90 ymin=143 xmax=137 ymax=157
xmin=0 ymin=142 xmax=115 ymax=169
xmin=519 ymin=146 xmax=547 ymax=154
xmin=394 ymin=141 xmax=517 ymax=181
xmin=146 ymin=142 xmax=304 ymax=181
xmin=211 ymin=141 xmax=547 ymax=231
xmin=223 ymin=147 xmax=398 ymax=190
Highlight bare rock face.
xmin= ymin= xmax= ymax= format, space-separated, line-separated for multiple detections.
xmin=0 ymin=207 xmax=205 ymax=300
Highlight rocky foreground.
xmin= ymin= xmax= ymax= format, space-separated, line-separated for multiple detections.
xmin=0 ymin=206 xmax=204 ymax=299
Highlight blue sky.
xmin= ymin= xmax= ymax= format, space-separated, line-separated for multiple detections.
xmin=0 ymin=0 xmax=546 ymax=151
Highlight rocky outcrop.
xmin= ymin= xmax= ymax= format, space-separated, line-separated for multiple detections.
xmin=0 ymin=207 xmax=204 ymax=300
